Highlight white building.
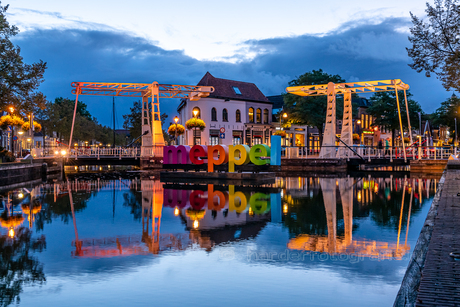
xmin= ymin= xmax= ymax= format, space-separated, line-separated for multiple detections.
xmin=177 ymin=72 xmax=273 ymax=146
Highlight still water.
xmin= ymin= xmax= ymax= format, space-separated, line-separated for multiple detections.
xmin=0 ymin=174 xmax=440 ymax=306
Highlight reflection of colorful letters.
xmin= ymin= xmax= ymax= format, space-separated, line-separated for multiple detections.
xmin=164 ymin=184 xmax=273 ymax=215
xmin=163 ymin=135 xmax=281 ymax=172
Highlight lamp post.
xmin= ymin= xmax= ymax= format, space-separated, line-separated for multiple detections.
xmin=174 ymin=116 xmax=179 ymax=145
xmin=356 ymin=119 xmax=362 ymax=145
xmin=193 ymin=109 xmax=199 ymax=145
xmin=8 ymin=106 xmax=14 ymax=154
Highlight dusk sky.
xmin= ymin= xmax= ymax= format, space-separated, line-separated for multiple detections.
xmin=6 ymin=0 xmax=451 ymax=127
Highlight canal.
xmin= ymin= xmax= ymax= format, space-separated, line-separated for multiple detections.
xmin=0 ymin=173 xmax=440 ymax=306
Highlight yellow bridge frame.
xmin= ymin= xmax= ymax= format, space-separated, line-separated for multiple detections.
xmin=70 ymin=81 xmax=214 ymax=156
xmin=286 ymin=79 xmax=411 ymax=161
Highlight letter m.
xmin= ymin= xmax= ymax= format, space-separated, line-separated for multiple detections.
xmin=163 ymin=145 xmax=191 ymax=164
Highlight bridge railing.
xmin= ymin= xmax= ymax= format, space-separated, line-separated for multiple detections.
xmin=281 ymin=145 xmax=456 ymax=160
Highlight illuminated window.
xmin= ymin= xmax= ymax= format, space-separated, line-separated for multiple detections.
xmin=249 ymin=107 xmax=254 ymax=123
xmin=222 ymin=109 xmax=228 ymax=122
xmin=263 ymin=109 xmax=269 ymax=124
xmin=256 ymin=108 xmax=261 ymax=123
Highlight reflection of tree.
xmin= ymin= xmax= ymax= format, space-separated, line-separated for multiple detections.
xmin=33 ymin=191 xmax=90 ymax=231
xmin=123 ymin=189 xmax=142 ymax=221
xmin=0 ymin=227 xmax=46 ymax=306
xmin=365 ymin=190 xmax=423 ymax=231
xmin=283 ymin=193 xmax=329 ymax=237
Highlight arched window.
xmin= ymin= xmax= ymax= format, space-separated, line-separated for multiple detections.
xmin=236 ymin=109 xmax=241 ymax=122
xmin=256 ymin=108 xmax=262 ymax=123
xmin=192 ymin=107 xmax=201 ymax=119
xmin=248 ymin=107 xmax=254 ymax=123
xmin=263 ymin=109 xmax=269 ymax=124
xmin=222 ymin=109 xmax=228 ymax=122
xmin=211 ymin=107 xmax=217 ymax=121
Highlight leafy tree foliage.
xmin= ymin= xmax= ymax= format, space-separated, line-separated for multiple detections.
xmin=122 ymin=100 xmax=168 ymax=144
xmin=407 ymin=0 xmax=460 ymax=91
xmin=283 ymin=69 xmax=361 ymax=144
xmin=36 ymin=97 xmax=121 ymax=145
xmin=433 ymin=93 xmax=460 ymax=132
xmin=366 ymin=90 xmax=423 ymax=146
xmin=0 ymin=3 xmax=47 ymax=115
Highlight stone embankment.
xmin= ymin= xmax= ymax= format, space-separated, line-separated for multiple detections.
xmin=395 ymin=160 xmax=460 ymax=306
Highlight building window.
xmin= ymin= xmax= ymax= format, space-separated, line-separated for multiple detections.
xmin=222 ymin=108 xmax=228 ymax=122
xmin=236 ymin=109 xmax=241 ymax=122
xmin=249 ymin=107 xmax=254 ymax=123
xmin=233 ymin=86 xmax=242 ymax=95
xmin=211 ymin=108 xmax=217 ymax=121
xmin=263 ymin=109 xmax=269 ymax=124
xmin=192 ymin=107 xmax=201 ymax=119
xmin=256 ymin=108 xmax=261 ymax=123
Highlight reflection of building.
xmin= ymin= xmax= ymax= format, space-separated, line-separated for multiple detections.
xmin=177 ymin=72 xmax=273 ymax=146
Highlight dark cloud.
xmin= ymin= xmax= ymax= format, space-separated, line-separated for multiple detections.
xmin=13 ymin=17 xmax=450 ymax=127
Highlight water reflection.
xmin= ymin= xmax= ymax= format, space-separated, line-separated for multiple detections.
xmin=0 ymin=175 xmax=440 ymax=306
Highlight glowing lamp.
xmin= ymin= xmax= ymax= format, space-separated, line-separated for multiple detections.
xmin=193 ymin=220 xmax=199 ymax=229
xmin=174 ymin=207 xmax=180 ymax=216
xmin=8 ymin=228 xmax=14 ymax=238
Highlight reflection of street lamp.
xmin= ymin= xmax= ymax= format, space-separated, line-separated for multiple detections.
xmin=193 ymin=109 xmax=199 ymax=145
xmin=174 ymin=116 xmax=179 ymax=145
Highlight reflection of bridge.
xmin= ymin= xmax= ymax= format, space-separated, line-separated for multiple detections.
xmin=287 ymin=178 xmax=413 ymax=260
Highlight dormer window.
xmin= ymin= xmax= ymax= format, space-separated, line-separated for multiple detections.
xmin=232 ymin=86 xmax=242 ymax=95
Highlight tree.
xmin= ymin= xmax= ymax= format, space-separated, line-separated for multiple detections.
xmin=122 ymin=100 xmax=168 ymax=143
xmin=407 ymin=0 xmax=460 ymax=91
xmin=283 ymin=69 xmax=356 ymax=143
xmin=433 ymin=93 xmax=460 ymax=133
xmin=366 ymin=90 xmax=423 ymax=146
xmin=0 ymin=3 xmax=47 ymax=115
xmin=36 ymin=97 xmax=119 ymax=145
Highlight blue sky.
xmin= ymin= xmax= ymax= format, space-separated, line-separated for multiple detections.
xmin=5 ymin=0 xmax=450 ymax=127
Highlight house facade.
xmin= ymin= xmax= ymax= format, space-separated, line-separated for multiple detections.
xmin=177 ymin=72 xmax=273 ymax=146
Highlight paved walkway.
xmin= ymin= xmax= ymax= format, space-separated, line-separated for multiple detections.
xmin=416 ymin=169 xmax=460 ymax=306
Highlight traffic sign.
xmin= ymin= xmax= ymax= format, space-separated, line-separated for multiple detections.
xmin=219 ymin=133 xmax=225 ymax=139
xmin=220 ymin=127 xmax=225 ymax=133
xmin=12 ymin=135 xmax=18 ymax=141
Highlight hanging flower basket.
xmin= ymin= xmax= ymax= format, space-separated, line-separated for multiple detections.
xmin=274 ymin=130 xmax=286 ymax=137
xmin=22 ymin=121 xmax=42 ymax=132
xmin=353 ymin=133 xmax=360 ymax=141
xmin=168 ymin=124 xmax=185 ymax=136
xmin=185 ymin=118 xmax=206 ymax=131
xmin=0 ymin=115 xmax=24 ymax=130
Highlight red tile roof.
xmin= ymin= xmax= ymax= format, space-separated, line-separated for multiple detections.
xmin=197 ymin=72 xmax=271 ymax=103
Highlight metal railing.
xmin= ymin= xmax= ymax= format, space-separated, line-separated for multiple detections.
xmin=40 ymin=146 xmax=164 ymax=159
xmin=281 ymin=145 xmax=456 ymax=160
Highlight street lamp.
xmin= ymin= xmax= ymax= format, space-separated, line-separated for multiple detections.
xmin=174 ymin=116 xmax=179 ymax=145
xmin=193 ymin=109 xmax=199 ymax=145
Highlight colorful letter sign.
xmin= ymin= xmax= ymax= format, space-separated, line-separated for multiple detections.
xmin=163 ymin=135 xmax=281 ymax=173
